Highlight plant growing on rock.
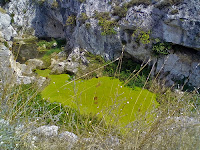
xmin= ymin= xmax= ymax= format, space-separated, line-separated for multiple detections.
xmin=112 ymin=5 xmax=128 ymax=18
xmin=98 ymin=18 xmax=117 ymax=35
xmin=85 ymin=23 xmax=91 ymax=29
xmin=79 ymin=0 xmax=86 ymax=3
xmin=52 ymin=0 xmax=58 ymax=8
xmin=155 ymin=0 xmax=183 ymax=9
xmin=126 ymin=0 xmax=151 ymax=8
xmin=66 ymin=15 xmax=76 ymax=26
xmin=78 ymin=13 xmax=89 ymax=25
xmin=152 ymin=41 xmax=172 ymax=55
xmin=132 ymin=28 xmax=151 ymax=45
xmin=94 ymin=11 xmax=111 ymax=20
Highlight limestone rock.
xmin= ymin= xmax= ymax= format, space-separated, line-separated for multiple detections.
xmin=33 ymin=125 xmax=59 ymax=137
xmin=26 ymin=59 xmax=45 ymax=70
xmin=50 ymin=47 xmax=87 ymax=75
xmin=0 ymin=11 xmax=16 ymax=40
xmin=59 ymin=131 xmax=78 ymax=143
xmin=155 ymin=50 xmax=200 ymax=88
xmin=3 ymin=0 xmax=200 ymax=88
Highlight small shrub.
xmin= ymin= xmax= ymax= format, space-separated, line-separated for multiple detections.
xmin=112 ymin=5 xmax=128 ymax=18
xmin=37 ymin=0 xmax=46 ymax=5
xmin=104 ymin=59 xmax=151 ymax=89
xmin=10 ymin=13 xmax=15 ymax=24
xmin=126 ymin=0 xmax=151 ymax=8
xmin=98 ymin=18 xmax=117 ymax=35
xmin=85 ymin=23 xmax=91 ymax=29
xmin=170 ymin=9 xmax=179 ymax=15
xmin=3 ymin=41 xmax=9 ymax=48
xmin=132 ymin=29 xmax=151 ymax=45
xmin=66 ymin=15 xmax=76 ymax=26
xmin=94 ymin=11 xmax=111 ymax=20
xmin=155 ymin=0 xmax=183 ymax=9
xmin=52 ymin=0 xmax=58 ymax=8
xmin=37 ymin=39 xmax=57 ymax=51
xmin=78 ymin=13 xmax=89 ymax=25
xmin=152 ymin=42 xmax=172 ymax=55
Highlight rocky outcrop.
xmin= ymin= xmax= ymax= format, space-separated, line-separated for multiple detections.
xmin=1 ymin=0 xmax=200 ymax=89
xmin=50 ymin=47 xmax=87 ymax=74
xmin=155 ymin=49 xmax=200 ymax=88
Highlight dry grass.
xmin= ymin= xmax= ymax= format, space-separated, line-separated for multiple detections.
xmin=0 ymin=47 xmax=199 ymax=149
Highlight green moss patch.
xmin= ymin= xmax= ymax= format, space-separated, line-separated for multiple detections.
xmin=36 ymin=69 xmax=158 ymax=127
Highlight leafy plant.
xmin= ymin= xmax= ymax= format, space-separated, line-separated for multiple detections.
xmin=152 ymin=42 xmax=172 ymax=55
xmin=104 ymin=59 xmax=151 ymax=89
xmin=78 ymin=13 xmax=89 ymax=25
xmin=51 ymin=0 xmax=58 ymax=8
xmin=85 ymin=23 xmax=91 ymax=29
xmin=112 ymin=5 xmax=128 ymax=18
xmin=98 ymin=18 xmax=117 ymax=35
xmin=132 ymin=29 xmax=151 ymax=45
xmin=66 ymin=15 xmax=76 ymax=26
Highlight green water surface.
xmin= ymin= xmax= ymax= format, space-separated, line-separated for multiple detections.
xmin=36 ymin=69 xmax=158 ymax=127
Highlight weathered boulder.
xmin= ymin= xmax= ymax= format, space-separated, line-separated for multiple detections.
xmin=50 ymin=47 xmax=87 ymax=75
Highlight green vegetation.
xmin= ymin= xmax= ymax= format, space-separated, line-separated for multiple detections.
xmin=98 ymin=18 xmax=117 ymax=35
xmin=1 ymin=53 xmax=199 ymax=149
xmin=94 ymin=11 xmax=111 ymax=20
xmin=36 ymin=69 xmax=158 ymax=127
xmin=10 ymin=13 xmax=15 ymax=24
xmin=36 ymin=0 xmax=46 ymax=5
xmin=10 ymin=84 xmax=107 ymax=134
xmin=170 ymin=9 xmax=179 ymax=15
xmin=93 ymin=11 xmax=117 ymax=35
xmin=52 ymin=0 xmax=58 ymax=8
xmin=78 ymin=13 xmax=89 ymax=25
xmin=126 ymin=0 xmax=151 ymax=8
xmin=155 ymin=0 xmax=183 ymax=9
xmin=152 ymin=41 xmax=172 ymax=55
xmin=66 ymin=15 xmax=76 ymax=26
xmin=79 ymin=0 xmax=86 ymax=3
xmin=112 ymin=5 xmax=128 ymax=18
xmin=85 ymin=22 xmax=91 ymax=29
xmin=132 ymin=28 xmax=151 ymax=45
xmin=36 ymin=39 xmax=65 ymax=67
xmin=104 ymin=59 xmax=151 ymax=89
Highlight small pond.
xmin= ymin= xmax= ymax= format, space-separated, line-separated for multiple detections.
xmin=36 ymin=69 xmax=158 ymax=127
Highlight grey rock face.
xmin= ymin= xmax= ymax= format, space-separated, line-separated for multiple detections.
xmin=155 ymin=50 xmax=200 ymax=88
xmin=6 ymin=0 xmax=37 ymax=36
xmin=0 ymin=44 xmax=18 ymax=87
xmin=0 ymin=12 xmax=16 ymax=40
xmin=2 ymin=0 xmax=200 ymax=88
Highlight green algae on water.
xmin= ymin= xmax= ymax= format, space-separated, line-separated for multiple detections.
xmin=36 ymin=69 xmax=158 ymax=127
